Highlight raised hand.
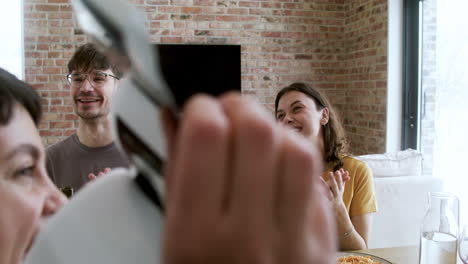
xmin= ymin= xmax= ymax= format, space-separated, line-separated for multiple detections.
xmin=162 ymin=93 xmax=336 ymax=264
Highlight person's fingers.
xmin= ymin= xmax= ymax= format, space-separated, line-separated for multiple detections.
xmin=104 ymin=167 xmax=111 ymax=173
xmin=167 ymin=94 xmax=229 ymax=220
xmin=275 ymin=130 xmax=322 ymax=227
xmin=302 ymin=187 xmax=337 ymax=263
xmin=162 ymin=93 xmax=338 ymax=264
xmin=335 ymin=170 xmax=344 ymax=190
xmin=220 ymin=93 xmax=279 ymax=231
xmin=342 ymin=170 xmax=350 ymax=182
xmin=328 ymin=171 xmax=338 ymax=196
xmin=163 ymin=95 xmax=232 ymax=264
xmin=319 ymin=177 xmax=332 ymax=201
xmin=338 ymin=168 xmax=347 ymax=181
xmin=275 ymin=132 xmax=336 ymax=262
xmin=88 ymin=173 xmax=96 ymax=181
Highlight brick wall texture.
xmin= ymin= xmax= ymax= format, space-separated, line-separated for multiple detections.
xmin=24 ymin=0 xmax=388 ymax=155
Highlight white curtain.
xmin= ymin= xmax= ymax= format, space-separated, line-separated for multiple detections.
xmin=432 ymin=0 xmax=468 ymax=224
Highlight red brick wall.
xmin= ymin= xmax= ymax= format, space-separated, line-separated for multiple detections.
xmin=339 ymin=0 xmax=387 ymax=154
xmin=24 ymin=0 xmax=387 ymax=154
xmin=24 ymin=1 xmax=86 ymax=145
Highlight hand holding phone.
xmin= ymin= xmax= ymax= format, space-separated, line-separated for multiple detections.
xmin=162 ymin=93 xmax=336 ymax=264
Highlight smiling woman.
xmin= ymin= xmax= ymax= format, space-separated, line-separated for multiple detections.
xmin=0 ymin=68 xmax=66 ymax=264
xmin=275 ymin=82 xmax=377 ymax=251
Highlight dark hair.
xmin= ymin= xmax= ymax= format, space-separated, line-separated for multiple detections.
xmin=68 ymin=43 xmax=123 ymax=78
xmin=275 ymin=82 xmax=348 ymax=171
xmin=0 ymin=68 xmax=42 ymax=126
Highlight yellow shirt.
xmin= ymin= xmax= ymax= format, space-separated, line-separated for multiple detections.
xmin=322 ymin=156 xmax=377 ymax=217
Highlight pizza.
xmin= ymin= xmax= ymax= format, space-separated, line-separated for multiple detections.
xmin=337 ymin=255 xmax=382 ymax=264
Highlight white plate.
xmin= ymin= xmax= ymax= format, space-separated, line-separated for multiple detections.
xmin=337 ymin=252 xmax=393 ymax=264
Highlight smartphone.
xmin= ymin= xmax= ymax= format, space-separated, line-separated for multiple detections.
xmin=72 ymin=0 xmax=175 ymax=211
xmin=72 ymin=0 xmax=241 ymax=212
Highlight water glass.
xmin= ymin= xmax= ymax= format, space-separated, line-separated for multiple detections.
xmin=419 ymin=192 xmax=459 ymax=264
xmin=460 ymin=225 xmax=468 ymax=264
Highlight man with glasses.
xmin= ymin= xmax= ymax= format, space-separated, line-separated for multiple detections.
xmin=46 ymin=43 xmax=130 ymax=192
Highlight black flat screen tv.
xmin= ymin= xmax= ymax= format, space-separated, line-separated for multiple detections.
xmin=155 ymin=44 xmax=241 ymax=107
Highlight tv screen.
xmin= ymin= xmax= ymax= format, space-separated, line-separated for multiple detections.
xmin=156 ymin=44 xmax=241 ymax=107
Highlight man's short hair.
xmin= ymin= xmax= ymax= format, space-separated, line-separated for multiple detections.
xmin=67 ymin=43 xmax=123 ymax=78
xmin=0 ymin=68 xmax=42 ymax=126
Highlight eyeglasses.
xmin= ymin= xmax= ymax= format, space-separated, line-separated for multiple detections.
xmin=66 ymin=71 xmax=120 ymax=88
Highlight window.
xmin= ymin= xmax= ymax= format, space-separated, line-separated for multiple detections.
xmin=409 ymin=0 xmax=468 ymax=221
xmin=0 ymin=1 xmax=23 ymax=79
xmin=402 ymin=0 xmax=422 ymax=151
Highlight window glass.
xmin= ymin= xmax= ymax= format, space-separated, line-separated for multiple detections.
xmin=0 ymin=1 xmax=23 ymax=79
xmin=421 ymin=0 xmax=468 ymax=220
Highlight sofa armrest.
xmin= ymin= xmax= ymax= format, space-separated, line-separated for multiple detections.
xmin=368 ymin=176 xmax=444 ymax=249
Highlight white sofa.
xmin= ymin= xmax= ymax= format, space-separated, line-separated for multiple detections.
xmin=356 ymin=149 xmax=444 ymax=249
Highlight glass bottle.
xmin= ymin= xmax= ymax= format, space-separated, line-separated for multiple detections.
xmin=419 ymin=192 xmax=459 ymax=264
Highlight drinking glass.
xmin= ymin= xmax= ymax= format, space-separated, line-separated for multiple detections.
xmin=460 ymin=225 xmax=468 ymax=264
xmin=419 ymin=192 xmax=459 ymax=264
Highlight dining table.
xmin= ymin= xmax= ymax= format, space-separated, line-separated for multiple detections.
xmin=346 ymin=245 xmax=464 ymax=264
xmin=347 ymin=246 xmax=419 ymax=263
